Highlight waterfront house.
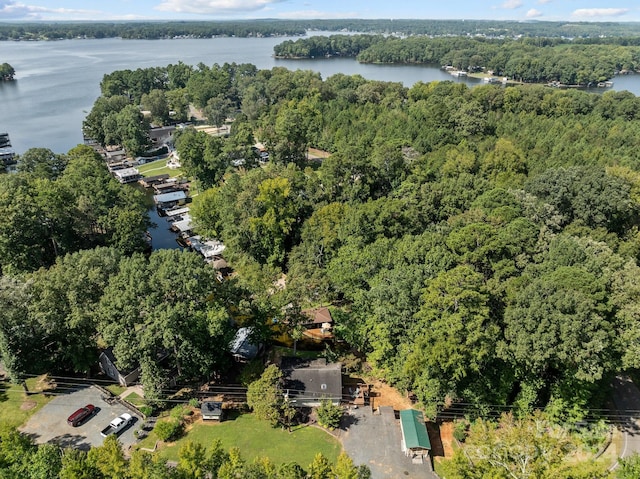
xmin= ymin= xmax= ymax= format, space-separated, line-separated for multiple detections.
xmin=113 ymin=167 xmax=142 ymax=184
xmin=149 ymin=125 xmax=176 ymax=146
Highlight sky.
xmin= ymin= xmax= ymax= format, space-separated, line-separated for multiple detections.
xmin=1 ymin=0 xmax=640 ymax=23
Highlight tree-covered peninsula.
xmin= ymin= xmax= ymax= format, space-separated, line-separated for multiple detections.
xmin=274 ymin=34 xmax=640 ymax=84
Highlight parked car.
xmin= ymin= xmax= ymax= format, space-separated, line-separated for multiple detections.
xmin=67 ymin=404 xmax=96 ymax=427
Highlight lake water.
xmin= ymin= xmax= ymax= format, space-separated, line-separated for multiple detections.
xmin=3 ymin=36 xmax=639 ymax=155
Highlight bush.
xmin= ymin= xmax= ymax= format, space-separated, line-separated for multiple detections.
xmin=316 ymin=400 xmax=342 ymax=430
xmin=188 ymin=398 xmax=200 ymax=408
xmin=453 ymin=420 xmax=469 ymax=442
xmin=138 ymin=405 xmax=153 ymax=417
xmin=170 ymin=404 xmax=189 ymax=420
xmin=154 ymin=418 xmax=183 ymax=442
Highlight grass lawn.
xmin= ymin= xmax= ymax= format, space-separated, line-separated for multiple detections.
xmin=123 ymin=391 xmax=146 ymax=407
xmin=137 ymin=159 xmax=183 ymax=178
xmin=106 ymin=384 xmax=126 ymax=397
xmin=138 ymin=412 xmax=341 ymax=466
xmin=0 ymin=376 xmax=54 ymax=429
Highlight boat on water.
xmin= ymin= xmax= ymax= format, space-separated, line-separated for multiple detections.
xmin=0 ymin=133 xmax=16 ymax=171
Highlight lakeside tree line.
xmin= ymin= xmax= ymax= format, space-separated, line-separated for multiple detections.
xmin=274 ymin=34 xmax=640 ymax=84
xmin=2 ymin=19 xmax=640 ymax=41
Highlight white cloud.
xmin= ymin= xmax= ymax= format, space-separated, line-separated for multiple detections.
xmin=0 ymin=1 xmax=100 ymax=20
xmin=501 ymin=0 xmax=523 ymax=9
xmin=526 ymin=8 xmax=543 ymax=18
xmin=155 ymin=0 xmax=288 ymax=14
xmin=277 ymin=9 xmax=358 ymax=19
xmin=537 ymin=0 xmax=552 ymax=4
xmin=572 ymin=8 xmax=630 ymax=18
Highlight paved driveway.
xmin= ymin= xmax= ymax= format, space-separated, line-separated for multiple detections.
xmin=340 ymin=406 xmax=438 ymax=479
xmin=19 ymin=384 xmax=141 ymax=451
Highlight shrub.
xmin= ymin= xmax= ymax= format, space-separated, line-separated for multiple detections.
xmin=170 ymin=404 xmax=188 ymax=420
xmin=316 ymin=400 xmax=342 ymax=430
xmin=154 ymin=418 xmax=183 ymax=442
xmin=188 ymin=398 xmax=200 ymax=408
xmin=138 ymin=405 xmax=153 ymax=417
xmin=453 ymin=420 xmax=469 ymax=442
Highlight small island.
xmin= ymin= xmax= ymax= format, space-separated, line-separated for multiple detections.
xmin=0 ymin=62 xmax=15 ymax=81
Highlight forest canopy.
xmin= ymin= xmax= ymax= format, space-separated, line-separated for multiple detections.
xmin=9 ymin=55 xmax=640 ymax=423
xmin=274 ymin=34 xmax=640 ymax=84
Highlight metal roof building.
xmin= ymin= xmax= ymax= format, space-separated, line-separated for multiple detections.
xmin=399 ymin=409 xmax=431 ymax=462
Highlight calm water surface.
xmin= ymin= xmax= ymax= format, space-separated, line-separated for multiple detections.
xmin=0 ymin=35 xmax=587 ymax=154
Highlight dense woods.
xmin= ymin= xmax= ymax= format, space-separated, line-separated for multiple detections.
xmin=274 ymin=35 xmax=640 ymax=84
xmin=2 ymin=19 xmax=640 ymax=41
xmin=63 ymin=59 xmax=640 ymax=425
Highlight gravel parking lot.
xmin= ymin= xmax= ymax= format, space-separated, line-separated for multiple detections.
xmin=19 ymin=385 xmax=141 ymax=450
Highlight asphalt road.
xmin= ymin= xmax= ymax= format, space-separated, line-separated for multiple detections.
xmin=19 ymin=384 xmax=141 ymax=451
xmin=610 ymin=375 xmax=640 ymax=471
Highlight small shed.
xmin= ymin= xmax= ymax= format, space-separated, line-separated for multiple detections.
xmin=201 ymin=401 xmax=224 ymax=421
xmin=99 ymin=347 xmax=140 ymax=386
xmin=399 ymin=409 xmax=431 ymax=463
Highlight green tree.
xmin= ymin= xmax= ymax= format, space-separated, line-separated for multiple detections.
xmin=204 ymin=94 xmax=233 ymax=127
xmin=0 ymin=62 xmax=15 ymax=80
xmin=316 ymin=400 xmax=343 ymax=430
xmin=277 ymin=462 xmax=306 ymax=479
xmin=59 ymin=449 xmax=99 ymax=479
xmin=115 ymin=104 xmax=151 ymax=156
xmin=207 ymin=439 xmax=229 ymax=478
xmin=405 ymin=265 xmax=498 ymax=412
xmin=618 ymin=453 xmax=640 ymax=479
xmin=27 ymin=443 xmax=63 ymax=479
xmin=307 ymin=453 xmax=332 ymax=479
xmin=16 ymin=148 xmax=68 ymax=180
xmin=332 ymin=452 xmax=358 ymax=479
xmin=217 ymin=447 xmax=245 ymax=479
xmin=178 ymin=440 xmax=207 ymax=479
xmin=87 ymin=434 xmax=128 ymax=479
xmin=141 ymin=89 xmax=170 ymax=124
xmin=247 ymin=364 xmax=284 ymax=426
